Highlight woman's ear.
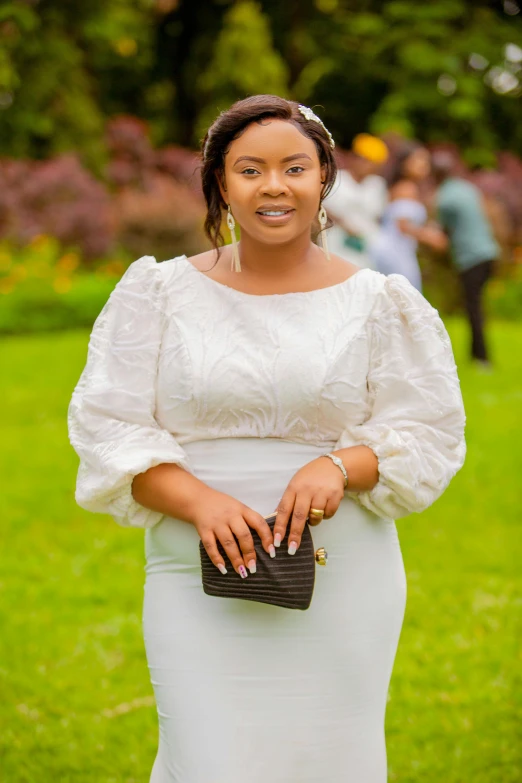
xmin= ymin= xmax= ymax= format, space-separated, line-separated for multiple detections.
xmin=320 ymin=164 xmax=327 ymax=195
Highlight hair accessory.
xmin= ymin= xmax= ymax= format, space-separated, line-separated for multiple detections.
xmin=226 ymin=205 xmax=241 ymax=272
xmin=317 ymin=204 xmax=330 ymax=261
xmin=297 ymin=105 xmax=335 ymax=149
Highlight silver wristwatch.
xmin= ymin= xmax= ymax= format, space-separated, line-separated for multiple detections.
xmin=322 ymin=453 xmax=348 ymax=488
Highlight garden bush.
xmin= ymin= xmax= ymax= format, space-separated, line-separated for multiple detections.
xmin=0 ymin=156 xmax=115 ymax=260
xmin=0 ymin=238 xmax=124 ymax=335
xmin=0 ymin=275 xmax=118 ymax=335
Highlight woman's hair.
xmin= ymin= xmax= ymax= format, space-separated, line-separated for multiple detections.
xmin=387 ymin=139 xmax=423 ymax=187
xmin=200 ymin=95 xmax=337 ymax=253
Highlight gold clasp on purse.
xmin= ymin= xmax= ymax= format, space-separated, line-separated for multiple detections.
xmin=315 ymin=547 xmax=328 ymax=566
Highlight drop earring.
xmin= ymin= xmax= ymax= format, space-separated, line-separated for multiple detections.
xmin=318 ymin=204 xmax=330 ymax=261
xmin=226 ymin=205 xmax=241 ymax=272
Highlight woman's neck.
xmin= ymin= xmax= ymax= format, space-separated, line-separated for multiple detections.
xmin=236 ymin=229 xmax=320 ymax=279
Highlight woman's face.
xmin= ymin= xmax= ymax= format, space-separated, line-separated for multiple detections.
xmin=219 ymin=119 xmax=325 ymax=246
xmin=403 ymin=147 xmax=431 ymax=181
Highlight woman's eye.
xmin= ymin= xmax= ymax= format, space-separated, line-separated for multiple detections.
xmin=241 ymin=168 xmax=260 ymax=175
xmin=287 ymin=166 xmax=305 ymax=174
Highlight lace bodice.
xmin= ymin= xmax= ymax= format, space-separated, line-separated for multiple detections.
xmin=68 ymin=255 xmax=466 ymax=528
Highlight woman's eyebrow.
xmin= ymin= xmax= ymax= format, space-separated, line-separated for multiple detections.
xmin=281 ymin=153 xmax=313 ymax=163
xmin=233 ymin=155 xmax=265 ymax=165
xmin=233 ymin=153 xmax=313 ymax=166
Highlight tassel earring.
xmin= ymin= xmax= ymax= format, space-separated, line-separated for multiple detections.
xmin=318 ymin=204 xmax=330 ymax=261
xmin=226 ymin=205 xmax=241 ymax=272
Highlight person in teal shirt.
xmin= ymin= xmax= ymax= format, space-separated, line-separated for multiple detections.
xmin=433 ymin=151 xmax=499 ymax=367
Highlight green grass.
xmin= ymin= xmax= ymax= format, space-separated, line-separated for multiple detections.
xmin=0 ymin=320 xmax=521 ymax=782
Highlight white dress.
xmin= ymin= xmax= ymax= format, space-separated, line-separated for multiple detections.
xmin=68 ymin=255 xmax=466 ymax=783
xmin=323 ymin=170 xmax=388 ymax=269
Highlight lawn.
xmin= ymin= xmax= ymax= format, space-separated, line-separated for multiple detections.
xmin=0 ymin=319 xmax=521 ymax=783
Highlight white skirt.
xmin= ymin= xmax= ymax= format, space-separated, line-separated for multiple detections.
xmin=143 ymin=438 xmax=407 ymax=783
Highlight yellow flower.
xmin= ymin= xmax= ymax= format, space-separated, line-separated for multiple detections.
xmin=114 ymin=38 xmax=137 ymax=57
xmin=0 ymin=251 xmax=12 ymax=272
xmin=53 ymin=277 xmax=72 ymax=294
xmin=31 ymin=260 xmax=51 ymax=278
xmin=0 ymin=277 xmax=15 ymax=295
xmin=29 ymin=234 xmax=51 ymax=251
xmin=12 ymin=265 xmax=28 ymax=282
xmin=57 ymin=252 xmax=80 ymax=272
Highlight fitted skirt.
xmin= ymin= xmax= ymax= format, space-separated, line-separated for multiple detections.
xmin=143 ymin=438 xmax=407 ymax=783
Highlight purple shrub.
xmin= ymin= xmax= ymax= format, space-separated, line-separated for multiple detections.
xmin=0 ymin=155 xmax=115 ymax=260
xmin=105 ymin=116 xmax=155 ymax=189
xmin=155 ymin=145 xmax=202 ymax=193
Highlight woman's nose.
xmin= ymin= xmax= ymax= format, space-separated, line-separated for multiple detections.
xmin=261 ymin=171 xmax=289 ymax=196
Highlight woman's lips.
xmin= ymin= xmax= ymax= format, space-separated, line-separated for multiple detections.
xmin=255 ymin=209 xmax=295 ymax=226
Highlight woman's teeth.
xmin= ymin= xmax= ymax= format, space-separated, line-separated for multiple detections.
xmin=258 ymin=210 xmax=290 ymax=216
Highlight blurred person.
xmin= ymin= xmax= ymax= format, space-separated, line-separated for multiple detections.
xmin=432 ymin=150 xmax=500 ymax=368
xmin=370 ymin=141 xmax=448 ymax=291
xmin=323 ymin=133 xmax=389 ymax=268
xmin=68 ymin=96 xmax=465 ymax=783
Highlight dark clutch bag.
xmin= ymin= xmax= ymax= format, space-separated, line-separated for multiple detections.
xmin=199 ymin=513 xmax=326 ymax=611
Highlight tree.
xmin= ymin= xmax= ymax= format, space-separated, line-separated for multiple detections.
xmin=302 ymin=1 xmax=522 ymax=162
xmin=196 ymin=0 xmax=289 ymax=140
xmin=0 ymin=0 xmax=154 ymax=167
xmin=1 ymin=0 xmax=522 ymax=163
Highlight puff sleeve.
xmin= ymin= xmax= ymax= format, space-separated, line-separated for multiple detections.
xmin=68 ymin=256 xmax=191 ymax=528
xmin=335 ymin=274 xmax=466 ymax=520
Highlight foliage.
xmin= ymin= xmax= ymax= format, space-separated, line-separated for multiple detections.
xmin=0 ymin=320 xmax=521 ymax=780
xmin=0 ymin=273 xmax=118 ymax=335
xmin=303 ymin=1 xmax=522 ymax=161
xmin=2 ymin=1 xmax=522 ymax=161
xmin=104 ymin=117 xmax=208 ymax=261
xmin=0 ymin=157 xmax=115 ymax=259
xmin=196 ymin=0 xmax=290 ymax=137
xmin=486 ymin=263 xmax=522 ymax=320
xmin=0 ymin=0 xmax=155 ymax=168
xmin=0 ymin=232 xmax=520 ymax=336
xmin=0 ymin=237 xmax=125 ymax=334
xmin=112 ymin=177 xmax=207 ymax=263
xmin=0 ymin=120 xmax=208 ymax=267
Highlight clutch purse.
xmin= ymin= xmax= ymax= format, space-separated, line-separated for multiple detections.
xmin=199 ymin=513 xmax=327 ymax=611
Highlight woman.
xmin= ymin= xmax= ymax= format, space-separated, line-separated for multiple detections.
xmin=68 ymin=96 xmax=466 ymax=783
xmin=323 ymin=133 xmax=389 ymax=269
xmin=370 ymin=141 xmax=447 ymax=291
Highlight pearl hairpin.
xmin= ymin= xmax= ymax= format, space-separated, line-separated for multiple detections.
xmin=297 ymin=105 xmax=335 ymax=149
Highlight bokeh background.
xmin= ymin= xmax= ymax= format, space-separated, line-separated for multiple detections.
xmin=1 ymin=1 xmax=521 ymax=781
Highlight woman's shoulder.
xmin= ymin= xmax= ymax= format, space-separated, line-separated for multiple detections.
xmin=366 ymin=272 xmax=450 ymax=347
xmin=110 ymin=254 xmax=196 ymax=310
xmin=184 ymin=249 xmax=219 ymax=272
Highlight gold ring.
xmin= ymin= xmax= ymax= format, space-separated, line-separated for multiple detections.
xmin=309 ymin=508 xmax=324 ymax=518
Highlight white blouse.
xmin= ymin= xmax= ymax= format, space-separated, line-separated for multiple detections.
xmin=68 ymin=255 xmax=466 ymax=528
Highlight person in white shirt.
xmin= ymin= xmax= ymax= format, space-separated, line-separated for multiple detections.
xmin=324 ymin=133 xmax=389 ymax=268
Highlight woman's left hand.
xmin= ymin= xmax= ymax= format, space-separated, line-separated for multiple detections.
xmin=273 ymin=456 xmax=345 ymax=554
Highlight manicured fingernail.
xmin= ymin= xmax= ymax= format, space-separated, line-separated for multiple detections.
xmin=248 ymin=560 xmax=256 ymax=574
xmin=268 ymin=545 xmax=276 ymax=559
xmin=217 ymin=563 xmax=227 ymax=575
xmin=238 ymin=565 xmax=248 ymax=579
xmin=288 ymin=541 xmax=297 ymax=556
xmin=274 ymin=534 xmax=282 ymax=548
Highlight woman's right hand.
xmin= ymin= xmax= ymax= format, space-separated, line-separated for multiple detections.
xmin=189 ymin=487 xmax=275 ymax=578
